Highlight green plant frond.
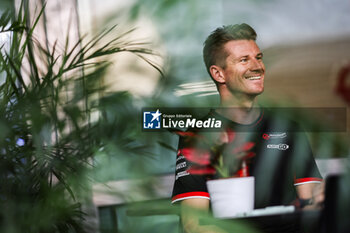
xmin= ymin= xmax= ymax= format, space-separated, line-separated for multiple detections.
xmin=63 ymin=35 xmax=83 ymax=63
xmin=81 ymin=27 xmax=114 ymax=51
xmin=0 ymin=1 xmax=169 ymax=232
xmin=25 ymin=1 xmax=45 ymax=39
xmin=5 ymin=52 xmax=28 ymax=91
xmin=0 ymin=66 xmax=20 ymax=98
xmin=0 ymin=10 xmax=11 ymax=30
xmin=132 ymin=52 xmax=164 ymax=76
xmin=0 ymin=10 xmax=26 ymax=34
xmin=157 ymin=140 xmax=177 ymax=152
xmin=51 ymin=169 xmax=77 ymax=201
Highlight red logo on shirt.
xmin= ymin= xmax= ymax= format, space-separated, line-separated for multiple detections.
xmin=262 ymin=133 xmax=270 ymax=140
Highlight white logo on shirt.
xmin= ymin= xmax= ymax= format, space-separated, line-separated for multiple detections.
xmin=268 ymin=132 xmax=287 ymax=138
xmin=267 ymin=144 xmax=289 ymax=150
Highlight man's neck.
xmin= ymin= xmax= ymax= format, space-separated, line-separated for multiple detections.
xmin=217 ymin=93 xmax=261 ymax=124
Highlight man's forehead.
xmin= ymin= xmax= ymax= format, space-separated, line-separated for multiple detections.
xmin=223 ymin=40 xmax=261 ymax=57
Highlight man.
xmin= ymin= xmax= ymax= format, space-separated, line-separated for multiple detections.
xmin=172 ymin=24 xmax=323 ymax=232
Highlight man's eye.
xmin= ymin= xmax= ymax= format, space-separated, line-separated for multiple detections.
xmin=240 ymin=58 xmax=248 ymax=62
xmin=257 ymin=56 xmax=263 ymax=60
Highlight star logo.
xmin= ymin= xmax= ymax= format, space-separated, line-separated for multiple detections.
xmin=143 ymin=109 xmax=162 ymax=129
xmin=150 ymin=109 xmax=162 ymax=122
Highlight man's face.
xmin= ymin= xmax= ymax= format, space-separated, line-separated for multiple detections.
xmin=221 ymin=40 xmax=265 ymax=96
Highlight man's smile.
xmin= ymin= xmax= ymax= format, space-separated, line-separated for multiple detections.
xmin=245 ymin=76 xmax=262 ymax=80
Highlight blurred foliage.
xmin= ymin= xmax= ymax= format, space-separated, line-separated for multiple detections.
xmin=125 ymin=0 xmax=219 ymax=107
xmin=0 ymin=1 xmax=163 ymax=232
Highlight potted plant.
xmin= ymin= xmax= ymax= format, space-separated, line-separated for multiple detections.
xmin=175 ymin=129 xmax=256 ymax=218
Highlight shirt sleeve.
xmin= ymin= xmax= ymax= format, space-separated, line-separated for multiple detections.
xmin=171 ymin=134 xmax=211 ymax=204
xmin=290 ymin=132 xmax=323 ymax=186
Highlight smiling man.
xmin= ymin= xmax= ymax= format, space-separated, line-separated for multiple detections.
xmin=172 ymin=24 xmax=323 ymax=233
xmin=202 ymin=25 xmax=266 ymax=127
xmin=209 ymin=40 xmax=264 ymax=103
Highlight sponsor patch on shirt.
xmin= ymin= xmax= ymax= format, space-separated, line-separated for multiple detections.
xmin=262 ymin=132 xmax=287 ymax=140
xmin=267 ymin=144 xmax=289 ymax=150
xmin=176 ymin=161 xmax=187 ymax=170
xmin=175 ymin=171 xmax=189 ymax=180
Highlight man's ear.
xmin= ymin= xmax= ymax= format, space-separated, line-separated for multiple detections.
xmin=209 ymin=65 xmax=225 ymax=84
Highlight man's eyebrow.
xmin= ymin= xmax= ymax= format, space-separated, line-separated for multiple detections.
xmin=236 ymin=55 xmax=248 ymax=59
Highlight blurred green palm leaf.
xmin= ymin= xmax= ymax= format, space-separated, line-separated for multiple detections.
xmin=0 ymin=1 xmax=162 ymax=232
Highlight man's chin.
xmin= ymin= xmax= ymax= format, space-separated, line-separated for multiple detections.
xmin=247 ymin=89 xmax=264 ymax=96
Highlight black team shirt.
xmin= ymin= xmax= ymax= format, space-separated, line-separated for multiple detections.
xmin=171 ymin=109 xmax=323 ymax=208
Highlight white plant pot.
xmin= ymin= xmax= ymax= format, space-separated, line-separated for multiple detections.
xmin=206 ymin=176 xmax=255 ymax=218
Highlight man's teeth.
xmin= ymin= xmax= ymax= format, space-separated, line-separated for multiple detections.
xmin=246 ymin=76 xmax=261 ymax=80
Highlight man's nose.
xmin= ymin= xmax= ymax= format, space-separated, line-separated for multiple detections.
xmin=250 ymin=59 xmax=264 ymax=72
